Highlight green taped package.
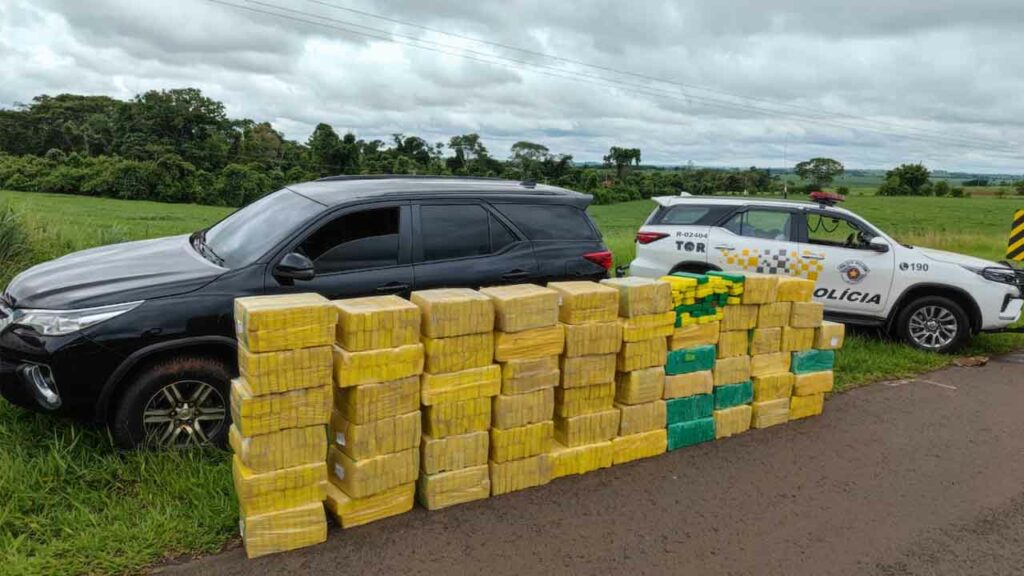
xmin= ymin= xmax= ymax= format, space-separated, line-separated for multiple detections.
xmin=791 ymin=349 xmax=836 ymax=374
xmin=665 ymin=393 xmax=713 ymax=425
xmin=664 ymin=344 xmax=716 ymax=375
xmin=713 ymin=380 xmax=753 ymax=410
xmin=667 ymin=417 xmax=715 ymax=450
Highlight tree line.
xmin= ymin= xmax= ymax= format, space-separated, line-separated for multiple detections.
xmin=0 ymin=88 xmax=781 ymax=206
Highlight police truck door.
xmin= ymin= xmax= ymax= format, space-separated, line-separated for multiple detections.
xmin=797 ymin=209 xmax=895 ymax=315
xmin=707 ymin=207 xmax=799 ymax=277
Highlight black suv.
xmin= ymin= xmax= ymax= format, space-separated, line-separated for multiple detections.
xmin=0 ymin=176 xmax=611 ymax=448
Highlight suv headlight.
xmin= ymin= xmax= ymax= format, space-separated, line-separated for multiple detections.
xmin=11 ymin=301 xmax=143 ymax=336
xmin=961 ymin=265 xmax=1024 ymax=287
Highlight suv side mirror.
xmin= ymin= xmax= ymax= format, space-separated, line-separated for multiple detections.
xmin=868 ymin=237 xmax=890 ymax=253
xmin=274 ymin=252 xmax=315 ymax=281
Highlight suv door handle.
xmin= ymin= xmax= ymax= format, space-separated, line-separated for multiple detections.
xmin=803 ymin=254 xmax=825 ymax=260
xmin=713 ymin=244 xmax=735 ymax=251
xmin=375 ymin=282 xmax=409 ymax=294
xmin=502 ymin=269 xmax=531 ymax=281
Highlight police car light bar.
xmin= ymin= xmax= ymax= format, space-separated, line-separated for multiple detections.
xmin=809 ymin=191 xmax=845 ymax=207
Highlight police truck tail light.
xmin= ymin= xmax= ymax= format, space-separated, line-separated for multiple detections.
xmin=583 ymin=250 xmax=613 ymax=270
xmin=636 ymin=232 xmax=669 ymax=245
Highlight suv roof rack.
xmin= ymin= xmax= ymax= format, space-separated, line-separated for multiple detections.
xmin=315 ymin=174 xmax=512 ymax=183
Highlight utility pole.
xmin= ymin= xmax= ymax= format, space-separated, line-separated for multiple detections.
xmin=782 ymin=134 xmax=789 ymax=199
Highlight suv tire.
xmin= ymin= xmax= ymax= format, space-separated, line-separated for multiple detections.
xmin=111 ymin=355 xmax=231 ymax=450
xmin=895 ymin=296 xmax=970 ymax=353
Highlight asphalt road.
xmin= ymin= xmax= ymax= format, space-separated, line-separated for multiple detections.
xmin=157 ymin=355 xmax=1024 ymax=576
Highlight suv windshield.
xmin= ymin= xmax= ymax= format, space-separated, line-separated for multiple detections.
xmin=201 ymin=190 xmax=324 ymax=269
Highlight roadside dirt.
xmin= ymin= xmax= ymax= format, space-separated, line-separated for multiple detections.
xmin=155 ymin=354 xmax=1024 ymax=576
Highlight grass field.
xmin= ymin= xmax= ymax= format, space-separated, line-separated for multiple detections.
xmin=0 ymin=188 xmax=1022 ymax=575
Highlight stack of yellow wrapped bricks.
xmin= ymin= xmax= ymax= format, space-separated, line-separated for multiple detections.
xmin=229 ymin=275 xmax=847 ymax=559
xmin=600 ymin=277 xmax=673 ymax=465
xmin=410 ymin=288 xmax=497 ymax=510
xmin=231 ymin=294 xmax=336 ymax=559
xmin=480 ymin=284 xmax=564 ymax=496
xmin=545 ymin=281 xmax=621 ymax=478
xmin=325 ymin=296 xmax=423 ymax=529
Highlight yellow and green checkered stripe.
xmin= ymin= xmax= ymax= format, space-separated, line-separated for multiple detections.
xmin=1008 ymin=209 xmax=1024 ymax=261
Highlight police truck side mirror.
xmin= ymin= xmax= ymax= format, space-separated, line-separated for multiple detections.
xmin=274 ymin=252 xmax=316 ymax=281
xmin=868 ymin=237 xmax=890 ymax=253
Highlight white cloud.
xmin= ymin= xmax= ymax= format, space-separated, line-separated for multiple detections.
xmin=0 ymin=0 xmax=1022 ymax=172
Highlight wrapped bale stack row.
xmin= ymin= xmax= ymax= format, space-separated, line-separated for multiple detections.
xmin=411 ymin=289 xmax=497 ymax=510
xmin=231 ymin=294 xmax=336 ymax=559
xmin=602 ymin=278 xmax=672 ymax=464
xmin=790 ymin=321 xmax=844 ymax=420
xmin=481 ymin=285 xmax=564 ymax=496
xmin=546 ymin=281 xmax=621 ymax=478
xmin=325 ymin=296 xmax=423 ymax=528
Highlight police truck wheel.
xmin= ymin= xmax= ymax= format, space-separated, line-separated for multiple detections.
xmin=896 ymin=296 xmax=970 ymax=353
xmin=111 ymin=356 xmax=231 ymax=450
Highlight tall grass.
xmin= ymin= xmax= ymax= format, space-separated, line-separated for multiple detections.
xmin=0 ymin=203 xmax=33 ymax=287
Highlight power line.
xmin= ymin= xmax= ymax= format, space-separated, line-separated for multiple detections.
xmin=212 ymin=0 xmax=1022 ymax=159
xmin=302 ymin=0 xmax=1011 ymax=150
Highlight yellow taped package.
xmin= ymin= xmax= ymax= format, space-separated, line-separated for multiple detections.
xmin=411 ymin=288 xmax=494 ymax=338
xmin=664 ymin=370 xmax=713 ymax=399
xmin=501 ymin=356 xmax=560 ymax=394
xmin=563 ymin=322 xmax=622 ymax=357
xmin=600 ymin=277 xmax=673 ymax=317
xmin=480 ymin=284 xmax=559 ymax=333
xmin=790 ymin=302 xmax=824 ymax=329
xmin=489 ymin=453 xmax=550 ymax=496
xmin=616 ymin=400 xmax=666 ymax=435
xmin=330 ymin=410 xmax=420 ymax=460
xmin=420 ymin=364 xmax=501 ymax=406
xmin=328 ymin=446 xmax=419 ymax=499
xmin=613 ymin=428 xmax=667 ymax=465
xmin=750 ymin=327 xmax=781 ymax=356
xmin=493 ymin=325 xmax=565 ymax=361
xmin=815 ymin=320 xmax=846 ymax=350
xmin=421 ymin=430 xmax=490 ymax=475
xmin=615 ymin=367 xmax=665 ymax=405
xmin=739 ymin=273 xmax=779 ymax=305
xmin=231 ymin=379 xmax=330 ymax=437
xmin=750 ymin=352 xmax=791 ymax=378
xmin=418 ymin=464 xmax=491 ymax=510
xmin=555 ymin=381 xmax=615 ymax=417
xmin=616 ymin=337 xmax=668 ymax=372
xmin=333 ymin=376 xmax=420 ymax=424
xmin=714 ymin=405 xmax=752 ymax=439
xmin=721 ymin=304 xmax=758 ymax=332
xmin=325 ymin=481 xmax=414 ymax=529
xmin=776 ymin=276 xmax=815 ymax=302
xmin=422 ymin=332 xmax=494 ymax=374
xmin=548 ymin=281 xmax=619 ymax=325
xmin=619 ymin=312 xmax=676 ymax=342
xmin=793 ymin=370 xmax=834 ymax=396
xmin=240 ymin=502 xmax=327 ymax=559
xmin=490 ymin=420 xmax=554 ymax=462
xmin=752 ymin=372 xmax=795 ymax=401
xmin=238 ymin=344 xmax=332 ymax=395
xmin=232 ymin=457 xmax=327 ymax=516
xmin=422 ymin=397 xmax=491 ymax=438
xmin=492 ymin=387 xmax=554 ymax=429
xmin=554 ymin=408 xmax=620 ymax=447
xmin=549 ymin=440 xmax=613 ymax=479
xmin=717 ymin=330 xmax=748 ymax=359
xmin=234 ymin=294 xmax=337 ymax=353
xmin=790 ymin=393 xmax=825 ymax=420
xmin=333 ymin=344 xmax=424 ymax=388
xmin=781 ymin=327 xmax=815 ymax=352
xmin=560 ymin=353 xmax=616 ymax=388
xmin=757 ymin=302 xmax=792 ymax=329
xmin=670 ymin=321 xmax=720 ymax=350
xmin=751 ymin=398 xmax=790 ymax=429
xmin=713 ymin=356 xmax=751 ymax=386
xmin=230 ymin=424 xmax=326 ymax=474
xmin=333 ymin=295 xmax=420 ymax=352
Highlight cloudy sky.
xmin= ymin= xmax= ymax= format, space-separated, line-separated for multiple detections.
xmin=2 ymin=0 xmax=1023 ymax=172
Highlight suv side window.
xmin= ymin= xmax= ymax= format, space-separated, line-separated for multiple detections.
xmin=496 ymin=204 xmax=598 ymax=240
xmin=723 ymin=209 xmax=792 ymax=241
xmin=805 ymin=212 xmax=874 ymax=249
xmin=421 ymin=204 xmax=492 ymax=261
xmin=300 ymin=207 xmax=400 ymax=274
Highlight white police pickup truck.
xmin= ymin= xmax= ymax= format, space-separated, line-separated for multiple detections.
xmin=628 ymin=193 xmax=1024 ymax=352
